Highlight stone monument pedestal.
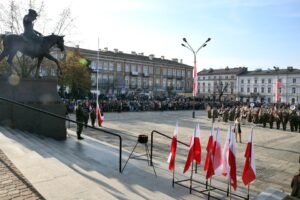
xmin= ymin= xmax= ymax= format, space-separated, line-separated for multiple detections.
xmin=0 ymin=77 xmax=66 ymax=140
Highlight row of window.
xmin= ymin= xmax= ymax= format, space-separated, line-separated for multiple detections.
xmin=199 ymin=88 xmax=234 ymax=93
xmin=240 ymin=87 xmax=297 ymax=94
xmin=199 ymin=75 xmax=235 ymax=80
xmin=90 ymin=61 xmax=191 ymax=77
xmin=240 ymin=78 xmax=297 ymax=84
xmin=91 ymin=75 xmax=189 ymax=88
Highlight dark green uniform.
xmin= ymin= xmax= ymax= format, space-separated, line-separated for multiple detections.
xmin=282 ymin=108 xmax=289 ymax=131
xmin=269 ymin=108 xmax=274 ymax=129
xmin=290 ymin=110 xmax=297 ymax=132
xmin=76 ymin=104 xmax=84 ymax=139
xmin=223 ymin=108 xmax=229 ymax=122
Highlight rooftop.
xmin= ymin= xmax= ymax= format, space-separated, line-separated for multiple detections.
xmin=198 ymin=67 xmax=247 ymax=75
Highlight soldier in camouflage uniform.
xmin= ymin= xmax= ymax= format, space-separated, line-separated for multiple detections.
xmin=252 ymin=107 xmax=259 ymax=124
xmin=229 ymin=107 xmax=235 ymax=121
xmin=75 ymin=102 xmax=85 ymax=140
xmin=274 ymin=106 xmax=282 ymax=130
xmin=207 ymin=104 xmax=212 ymax=119
xmin=247 ymin=106 xmax=253 ymax=123
xmin=212 ymin=106 xmax=218 ymax=123
xmin=290 ymin=109 xmax=298 ymax=132
xmin=269 ymin=107 xmax=275 ymax=129
xmin=260 ymin=107 xmax=268 ymax=128
xmin=282 ymin=107 xmax=290 ymax=131
xmin=223 ymin=107 xmax=229 ymax=122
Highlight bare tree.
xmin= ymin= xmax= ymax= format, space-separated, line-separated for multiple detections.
xmin=216 ymin=81 xmax=229 ymax=102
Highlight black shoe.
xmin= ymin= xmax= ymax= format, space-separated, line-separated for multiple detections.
xmin=78 ymin=136 xmax=84 ymax=140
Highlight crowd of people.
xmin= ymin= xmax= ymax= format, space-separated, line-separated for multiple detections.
xmin=207 ymin=103 xmax=300 ymax=133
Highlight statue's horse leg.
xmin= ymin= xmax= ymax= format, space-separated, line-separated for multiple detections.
xmin=0 ymin=49 xmax=9 ymax=62
xmin=44 ymin=53 xmax=62 ymax=76
xmin=35 ymin=56 xmax=44 ymax=78
xmin=7 ymin=51 xmax=18 ymax=75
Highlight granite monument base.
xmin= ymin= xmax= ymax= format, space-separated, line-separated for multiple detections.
xmin=0 ymin=77 xmax=67 ymax=140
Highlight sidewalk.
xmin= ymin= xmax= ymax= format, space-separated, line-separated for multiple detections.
xmin=0 ymin=126 xmax=253 ymax=199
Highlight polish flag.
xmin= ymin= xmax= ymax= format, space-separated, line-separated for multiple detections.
xmin=96 ymin=103 xmax=103 ymax=127
xmin=168 ymin=122 xmax=179 ymax=171
xmin=275 ymin=79 xmax=281 ymax=102
xmin=204 ymin=125 xmax=215 ymax=179
xmin=228 ymin=127 xmax=237 ymax=191
xmin=242 ymin=129 xmax=256 ymax=185
xmin=213 ymin=128 xmax=223 ymax=176
xmin=221 ymin=127 xmax=231 ymax=177
xmin=183 ymin=124 xmax=201 ymax=173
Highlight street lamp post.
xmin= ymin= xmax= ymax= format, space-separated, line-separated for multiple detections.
xmin=181 ymin=37 xmax=211 ymax=118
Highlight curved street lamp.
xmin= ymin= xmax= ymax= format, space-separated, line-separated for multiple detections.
xmin=181 ymin=37 xmax=211 ymax=118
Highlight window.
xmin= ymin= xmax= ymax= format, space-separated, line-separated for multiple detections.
xmin=261 ymin=87 xmax=264 ymax=93
xmin=231 ymin=75 xmax=234 ymax=79
xmin=268 ymin=87 xmax=271 ymax=93
xmin=214 ymin=76 xmax=216 ymax=79
xmin=182 ymin=70 xmax=185 ymax=77
xmin=225 ymin=76 xmax=228 ymax=79
xmin=109 ymin=62 xmax=114 ymax=71
xmin=292 ymin=87 xmax=296 ymax=94
xmin=241 ymin=87 xmax=244 ymax=92
xmin=177 ymin=69 xmax=181 ymax=77
xmin=247 ymin=87 xmax=250 ymax=92
xmin=203 ymin=88 xmax=205 ymax=92
xmin=247 ymin=79 xmax=250 ymax=84
xmin=137 ymin=77 xmax=142 ymax=87
xmin=131 ymin=64 xmax=137 ymax=72
xmin=117 ymin=63 xmax=122 ymax=72
xmin=241 ymin=79 xmax=244 ymax=84
xmin=149 ymin=66 xmax=153 ymax=74
xmin=162 ymin=78 xmax=167 ymax=88
xmin=125 ymin=64 xmax=130 ymax=72
xmin=254 ymin=79 xmax=257 ymax=84
xmin=143 ymin=78 xmax=148 ymax=88
xmin=280 ymin=88 xmax=282 ymax=93
xmin=203 ymin=77 xmax=206 ymax=80
xmin=173 ymin=69 xmax=176 ymax=76
xmin=155 ymin=67 xmax=160 ymax=75
xmin=208 ymin=76 xmax=211 ymax=80
xmin=155 ymin=78 xmax=160 ymax=86
xmin=187 ymin=71 xmax=192 ymax=78
xmin=137 ymin=65 xmax=142 ymax=73
xmin=149 ymin=79 xmax=153 ymax=87
xmin=125 ymin=76 xmax=129 ymax=86
xmin=162 ymin=68 xmax=167 ymax=75
xmin=168 ymin=69 xmax=172 ymax=76
xmin=254 ymin=87 xmax=257 ymax=93
xmin=261 ymin=79 xmax=265 ymax=84
xmin=268 ymin=79 xmax=271 ymax=84
xmin=293 ymin=78 xmax=296 ymax=83
xmin=103 ymin=62 xmax=108 ymax=71
xmin=143 ymin=66 xmax=148 ymax=75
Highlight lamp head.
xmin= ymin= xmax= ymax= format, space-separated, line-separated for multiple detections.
xmin=206 ymin=38 xmax=211 ymax=43
xmin=183 ymin=38 xmax=187 ymax=43
xmin=181 ymin=43 xmax=186 ymax=47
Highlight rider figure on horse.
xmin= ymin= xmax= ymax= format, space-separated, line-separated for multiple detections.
xmin=22 ymin=9 xmax=43 ymax=44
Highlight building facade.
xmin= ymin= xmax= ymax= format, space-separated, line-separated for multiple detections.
xmin=66 ymin=47 xmax=193 ymax=97
xmin=237 ymin=67 xmax=300 ymax=104
xmin=197 ymin=67 xmax=247 ymax=101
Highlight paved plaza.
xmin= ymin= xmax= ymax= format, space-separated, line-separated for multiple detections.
xmin=69 ymin=110 xmax=300 ymax=195
xmin=0 ymin=110 xmax=299 ymax=199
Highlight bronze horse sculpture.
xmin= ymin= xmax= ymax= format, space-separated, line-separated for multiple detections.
xmin=0 ymin=33 xmax=65 ymax=77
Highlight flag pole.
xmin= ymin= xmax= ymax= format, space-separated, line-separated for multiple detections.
xmin=189 ymin=160 xmax=194 ymax=194
xmin=208 ymin=178 xmax=212 ymax=199
xmin=247 ymin=127 xmax=254 ymax=200
xmin=247 ymin=184 xmax=250 ymax=200
xmin=172 ymin=168 xmax=175 ymax=188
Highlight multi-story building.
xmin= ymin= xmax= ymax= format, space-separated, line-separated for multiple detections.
xmin=65 ymin=46 xmax=193 ymax=97
xmin=237 ymin=67 xmax=300 ymax=104
xmin=197 ymin=67 xmax=247 ymax=101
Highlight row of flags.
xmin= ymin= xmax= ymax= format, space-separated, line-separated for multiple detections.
xmin=167 ymin=123 xmax=256 ymax=190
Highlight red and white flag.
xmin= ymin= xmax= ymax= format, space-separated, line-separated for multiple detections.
xmin=168 ymin=122 xmax=178 ymax=171
xmin=183 ymin=124 xmax=201 ymax=173
xmin=213 ymin=128 xmax=223 ymax=176
xmin=275 ymin=79 xmax=280 ymax=102
xmin=228 ymin=127 xmax=237 ymax=191
xmin=96 ymin=103 xmax=103 ymax=127
xmin=221 ymin=126 xmax=237 ymax=190
xmin=204 ymin=125 xmax=215 ymax=179
xmin=221 ymin=127 xmax=231 ymax=177
xmin=242 ymin=129 xmax=256 ymax=185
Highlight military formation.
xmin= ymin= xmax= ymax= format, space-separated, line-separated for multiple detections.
xmin=207 ymin=104 xmax=300 ymax=132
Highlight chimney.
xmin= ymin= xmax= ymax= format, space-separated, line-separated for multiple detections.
xmin=180 ymin=59 xmax=183 ymax=63
xmin=139 ymin=52 xmax=144 ymax=56
xmin=161 ymin=56 xmax=164 ymax=60
xmin=75 ymin=45 xmax=79 ymax=48
xmin=114 ymin=48 xmax=118 ymax=53
xmin=149 ymin=54 xmax=154 ymax=60
xmin=104 ymin=47 xmax=108 ymax=52
xmin=131 ymin=51 xmax=137 ymax=55
xmin=172 ymin=58 xmax=178 ymax=62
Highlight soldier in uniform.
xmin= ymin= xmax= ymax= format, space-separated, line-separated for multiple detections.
xmin=290 ymin=106 xmax=297 ymax=132
xmin=75 ymin=102 xmax=84 ymax=140
xmin=229 ymin=107 xmax=235 ymax=121
xmin=247 ymin=106 xmax=253 ymax=123
xmin=282 ymin=106 xmax=290 ymax=131
xmin=212 ymin=106 xmax=218 ymax=123
xmin=223 ymin=107 xmax=229 ymax=122
xmin=274 ymin=106 xmax=282 ymax=130
xmin=269 ymin=107 xmax=275 ymax=129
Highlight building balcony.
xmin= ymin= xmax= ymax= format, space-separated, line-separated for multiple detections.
xmin=131 ymin=71 xmax=139 ymax=76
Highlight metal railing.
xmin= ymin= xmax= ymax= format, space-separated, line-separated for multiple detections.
xmin=0 ymin=96 xmax=123 ymax=173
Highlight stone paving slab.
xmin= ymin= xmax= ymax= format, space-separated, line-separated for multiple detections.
xmin=0 ymin=126 xmax=254 ymax=199
xmin=0 ymin=149 xmax=45 ymax=200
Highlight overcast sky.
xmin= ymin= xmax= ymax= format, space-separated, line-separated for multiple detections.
xmin=2 ymin=0 xmax=300 ymax=70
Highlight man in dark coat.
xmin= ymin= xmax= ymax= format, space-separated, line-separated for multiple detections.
xmin=75 ymin=102 xmax=84 ymax=140
xmin=290 ymin=168 xmax=300 ymax=198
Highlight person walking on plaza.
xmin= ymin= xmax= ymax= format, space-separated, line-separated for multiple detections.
xmin=82 ymin=100 xmax=90 ymax=128
xmin=234 ymin=116 xmax=242 ymax=143
xmin=290 ymin=168 xmax=300 ymax=198
xmin=75 ymin=102 xmax=84 ymax=140
xmin=90 ymin=102 xmax=96 ymax=127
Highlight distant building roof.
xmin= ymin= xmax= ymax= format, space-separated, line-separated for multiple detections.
xmin=198 ymin=67 xmax=247 ymax=76
xmin=66 ymin=46 xmax=192 ymax=69
xmin=239 ymin=67 xmax=300 ymax=76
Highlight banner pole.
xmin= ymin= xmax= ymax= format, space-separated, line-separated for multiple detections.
xmin=189 ymin=161 xmax=194 ymax=194
xmin=172 ymin=169 xmax=175 ymax=188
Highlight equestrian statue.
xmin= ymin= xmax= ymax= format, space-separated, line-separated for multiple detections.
xmin=0 ymin=9 xmax=65 ymax=77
